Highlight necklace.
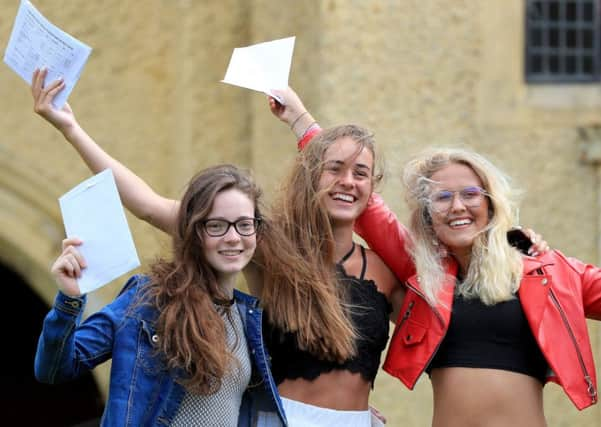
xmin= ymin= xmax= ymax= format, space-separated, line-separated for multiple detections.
xmin=337 ymin=242 xmax=355 ymax=265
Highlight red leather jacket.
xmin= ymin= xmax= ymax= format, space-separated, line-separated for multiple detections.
xmin=355 ymin=194 xmax=601 ymax=410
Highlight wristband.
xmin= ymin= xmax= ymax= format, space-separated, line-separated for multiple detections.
xmin=297 ymin=124 xmax=322 ymax=150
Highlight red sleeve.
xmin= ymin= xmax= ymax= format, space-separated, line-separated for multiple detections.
xmin=354 ymin=193 xmax=415 ymax=283
xmin=297 ymin=125 xmax=322 ymax=150
xmin=546 ymin=250 xmax=601 ymax=321
xmin=568 ymin=256 xmax=601 ymax=321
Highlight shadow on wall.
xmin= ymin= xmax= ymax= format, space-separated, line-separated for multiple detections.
xmin=0 ymin=263 xmax=104 ymax=426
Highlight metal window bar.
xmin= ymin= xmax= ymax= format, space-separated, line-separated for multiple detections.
xmin=525 ymin=0 xmax=600 ymax=83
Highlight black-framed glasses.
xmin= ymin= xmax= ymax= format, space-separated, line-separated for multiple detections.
xmin=201 ymin=217 xmax=261 ymax=237
xmin=428 ymin=186 xmax=488 ymax=213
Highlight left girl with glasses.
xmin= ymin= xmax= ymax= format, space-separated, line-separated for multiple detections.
xmin=32 ymin=70 xmax=291 ymax=426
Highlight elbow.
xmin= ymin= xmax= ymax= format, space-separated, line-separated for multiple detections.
xmin=34 ymin=365 xmax=55 ymax=384
xmin=34 ymin=351 xmax=59 ymax=384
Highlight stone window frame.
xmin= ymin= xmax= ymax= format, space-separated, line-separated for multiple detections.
xmin=525 ymin=0 xmax=601 ymax=83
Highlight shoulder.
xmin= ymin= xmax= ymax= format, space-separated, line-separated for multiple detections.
xmin=525 ymin=249 xmax=586 ymax=276
xmin=363 ymin=247 xmax=401 ymax=298
xmin=110 ymin=274 xmax=155 ymax=318
xmin=116 ymin=274 xmax=151 ymax=298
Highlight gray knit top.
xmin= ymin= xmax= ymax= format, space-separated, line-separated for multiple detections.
xmin=171 ymin=303 xmax=252 ymax=426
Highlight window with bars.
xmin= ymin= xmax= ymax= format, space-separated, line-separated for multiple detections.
xmin=525 ymin=0 xmax=601 ymax=82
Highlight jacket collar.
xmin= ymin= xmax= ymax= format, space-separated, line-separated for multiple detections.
xmin=407 ymin=254 xmax=554 ymax=289
xmin=518 ymin=255 xmax=556 ymax=336
xmin=233 ymin=288 xmax=260 ymax=309
xmin=521 ymin=254 xmax=555 ymax=275
xmin=405 ymin=254 xmax=555 ymax=324
xmin=406 ymin=257 xmax=458 ymax=323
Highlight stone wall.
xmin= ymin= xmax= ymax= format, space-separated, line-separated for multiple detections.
xmin=1 ymin=1 xmax=599 ymax=425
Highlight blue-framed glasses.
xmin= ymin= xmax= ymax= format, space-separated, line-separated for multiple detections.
xmin=428 ymin=186 xmax=488 ymax=213
xmin=201 ymin=217 xmax=261 ymax=237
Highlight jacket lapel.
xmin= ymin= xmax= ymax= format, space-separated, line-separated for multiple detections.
xmin=518 ymin=257 xmax=554 ymax=335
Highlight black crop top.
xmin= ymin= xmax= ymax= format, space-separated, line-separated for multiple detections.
xmin=427 ymin=292 xmax=548 ymax=383
xmin=263 ymin=244 xmax=392 ymax=386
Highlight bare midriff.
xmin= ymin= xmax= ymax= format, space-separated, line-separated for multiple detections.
xmin=278 ymin=370 xmax=370 ymax=410
xmin=430 ymin=367 xmax=546 ymax=427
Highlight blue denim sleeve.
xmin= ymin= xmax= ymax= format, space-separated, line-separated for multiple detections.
xmin=34 ymin=275 xmax=139 ymax=384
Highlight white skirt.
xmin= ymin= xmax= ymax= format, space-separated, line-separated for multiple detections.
xmin=256 ymin=397 xmax=382 ymax=427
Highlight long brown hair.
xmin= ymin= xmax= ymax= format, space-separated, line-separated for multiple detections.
xmin=142 ymin=164 xmax=261 ymax=394
xmin=262 ymin=124 xmax=382 ymax=362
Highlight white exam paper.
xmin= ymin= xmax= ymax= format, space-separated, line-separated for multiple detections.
xmin=221 ymin=36 xmax=295 ymax=103
xmin=3 ymin=0 xmax=92 ymax=108
xmin=59 ymin=169 xmax=140 ymax=294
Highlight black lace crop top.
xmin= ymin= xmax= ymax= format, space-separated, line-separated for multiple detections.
xmin=263 ymin=244 xmax=392 ymax=386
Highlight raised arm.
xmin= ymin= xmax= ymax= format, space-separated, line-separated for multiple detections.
xmin=31 ymin=68 xmax=178 ymax=234
xmin=354 ymin=194 xmax=416 ymax=283
xmin=268 ymin=87 xmax=321 ymax=149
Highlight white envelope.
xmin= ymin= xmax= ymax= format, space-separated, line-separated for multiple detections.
xmin=221 ymin=36 xmax=295 ymax=103
xmin=59 ymin=169 xmax=140 ymax=294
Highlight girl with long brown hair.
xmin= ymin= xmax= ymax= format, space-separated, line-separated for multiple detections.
xmin=31 ymin=64 xmax=307 ymax=427
xmin=34 ymin=164 xmax=289 ymax=426
xmin=256 ymin=123 xmax=402 ymax=426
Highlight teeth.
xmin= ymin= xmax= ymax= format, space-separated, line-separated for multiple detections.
xmin=332 ymin=193 xmax=354 ymax=202
xmin=450 ymin=219 xmax=472 ymax=227
xmin=220 ymin=250 xmax=242 ymax=255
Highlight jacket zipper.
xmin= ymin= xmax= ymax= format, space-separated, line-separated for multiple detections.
xmin=405 ymin=283 xmax=445 ymax=326
xmin=548 ymin=289 xmax=597 ymax=404
xmin=396 ymin=300 xmax=415 ymax=329
xmin=403 ymin=283 xmax=448 ymax=388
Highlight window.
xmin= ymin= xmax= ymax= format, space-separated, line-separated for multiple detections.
xmin=525 ymin=0 xmax=601 ymax=82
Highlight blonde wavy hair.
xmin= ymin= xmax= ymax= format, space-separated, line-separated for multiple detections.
xmin=403 ymin=147 xmax=523 ymax=306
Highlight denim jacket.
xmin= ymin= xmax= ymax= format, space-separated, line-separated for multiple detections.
xmin=34 ymin=275 xmax=287 ymax=426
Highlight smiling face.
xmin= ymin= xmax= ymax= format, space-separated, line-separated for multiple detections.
xmin=318 ymin=136 xmax=374 ymax=226
xmin=201 ymin=188 xmax=257 ymax=284
xmin=429 ymin=162 xmax=490 ymax=262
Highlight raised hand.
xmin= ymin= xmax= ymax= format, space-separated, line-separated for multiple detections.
xmin=51 ymin=237 xmax=87 ymax=297
xmin=268 ymin=86 xmax=311 ymax=123
xmin=31 ymin=67 xmax=77 ymax=133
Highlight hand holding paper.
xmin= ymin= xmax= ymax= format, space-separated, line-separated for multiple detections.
xmin=3 ymin=0 xmax=92 ymax=108
xmin=221 ymin=36 xmax=295 ymax=104
xmin=50 ymin=237 xmax=87 ymax=297
xmin=59 ymin=169 xmax=140 ymax=294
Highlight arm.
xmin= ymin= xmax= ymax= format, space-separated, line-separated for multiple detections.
xmin=34 ymin=292 xmax=119 ymax=383
xmin=268 ymin=87 xmax=321 ymax=149
xmin=573 ymin=257 xmax=601 ymax=320
xmin=355 ymin=194 xmax=416 ymax=283
xmin=389 ymin=285 xmax=406 ymax=324
xmin=31 ymin=68 xmax=178 ymax=234
xmin=34 ymin=239 xmax=132 ymax=383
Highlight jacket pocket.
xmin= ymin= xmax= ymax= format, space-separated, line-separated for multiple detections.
xmin=138 ymin=319 xmax=165 ymax=376
xmin=401 ymin=319 xmax=427 ymax=346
